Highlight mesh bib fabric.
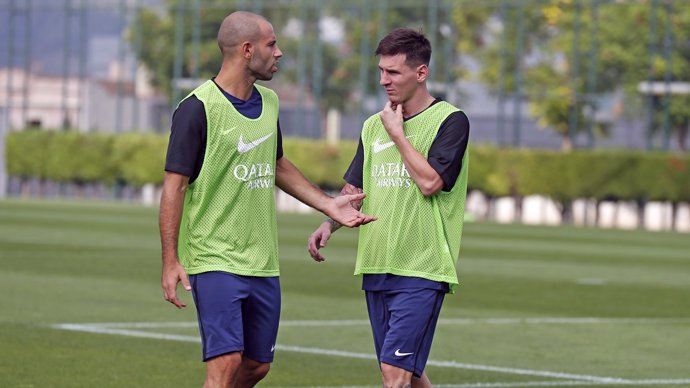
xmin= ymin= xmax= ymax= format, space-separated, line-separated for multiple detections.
xmin=355 ymin=101 xmax=469 ymax=292
xmin=178 ymin=81 xmax=280 ymax=276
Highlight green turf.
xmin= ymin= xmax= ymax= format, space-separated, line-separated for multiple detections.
xmin=1 ymin=199 xmax=689 ymax=387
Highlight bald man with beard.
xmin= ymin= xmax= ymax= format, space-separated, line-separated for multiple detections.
xmin=159 ymin=11 xmax=375 ymax=388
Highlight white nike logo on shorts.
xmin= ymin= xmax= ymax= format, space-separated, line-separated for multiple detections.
xmin=394 ymin=349 xmax=414 ymax=357
xmin=237 ymin=132 xmax=274 ymax=153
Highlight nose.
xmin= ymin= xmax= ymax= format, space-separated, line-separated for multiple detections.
xmin=275 ymin=45 xmax=283 ymax=59
xmin=380 ymin=72 xmax=389 ymax=86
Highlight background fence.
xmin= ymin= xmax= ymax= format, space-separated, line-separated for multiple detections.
xmin=1 ymin=0 xmax=689 ymax=151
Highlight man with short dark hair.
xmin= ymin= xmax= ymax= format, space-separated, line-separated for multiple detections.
xmin=308 ymin=27 xmax=470 ymax=388
xmin=160 ymin=11 xmax=375 ymax=388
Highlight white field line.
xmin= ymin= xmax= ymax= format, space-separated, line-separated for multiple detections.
xmin=277 ymin=345 xmax=629 ymax=384
xmin=51 ymin=320 xmax=690 ymax=387
xmin=54 ymin=323 xmax=625 ymax=384
xmin=72 ymin=317 xmax=690 ymax=329
xmin=286 ymin=381 xmax=690 ymax=388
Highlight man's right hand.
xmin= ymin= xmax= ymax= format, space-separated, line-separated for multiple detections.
xmin=161 ymin=260 xmax=191 ymax=308
xmin=307 ymin=222 xmax=333 ymax=262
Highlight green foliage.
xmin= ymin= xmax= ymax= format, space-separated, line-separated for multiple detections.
xmin=282 ymin=138 xmax=358 ymax=189
xmin=111 ymin=134 xmax=168 ymax=187
xmin=6 ymin=130 xmax=166 ymax=188
xmin=465 ymin=145 xmax=690 ymax=202
xmin=5 ymin=129 xmax=52 ymax=180
xmin=5 ymin=131 xmax=690 ymax=201
xmin=476 ymin=1 xmax=690 ymax=150
xmin=44 ymin=132 xmax=115 ymax=184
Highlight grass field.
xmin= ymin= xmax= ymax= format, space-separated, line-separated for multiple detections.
xmin=0 ymin=199 xmax=689 ymax=388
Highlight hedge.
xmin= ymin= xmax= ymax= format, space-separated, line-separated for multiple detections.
xmin=4 ymin=130 xmax=690 ymax=202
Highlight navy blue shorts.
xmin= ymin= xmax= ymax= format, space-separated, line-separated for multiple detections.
xmin=189 ymin=271 xmax=280 ymax=363
xmin=365 ymin=288 xmax=445 ymax=377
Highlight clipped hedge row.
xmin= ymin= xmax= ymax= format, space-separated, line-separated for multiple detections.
xmin=5 ymin=130 xmax=690 ymax=201
xmin=470 ymin=146 xmax=690 ymax=202
xmin=6 ymin=130 xmax=167 ymax=187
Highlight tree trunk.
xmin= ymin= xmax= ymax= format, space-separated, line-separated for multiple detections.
xmin=561 ymin=136 xmax=573 ymax=152
xmin=514 ymin=195 xmax=523 ymax=223
xmin=636 ymin=199 xmax=647 ymax=230
xmin=560 ymin=200 xmax=573 ymax=225
xmin=671 ymin=202 xmax=678 ymax=231
xmin=677 ymin=123 xmax=688 ymax=152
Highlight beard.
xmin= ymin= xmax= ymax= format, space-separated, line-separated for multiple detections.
xmin=249 ymin=57 xmax=277 ymax=81
xmin=253 ymin=69 xmax=275 ymax=81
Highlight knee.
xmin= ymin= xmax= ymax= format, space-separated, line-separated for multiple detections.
xmin=380 ymin=363 xmax=411 ymax=388
xmin=205 ymin=353 xmax=242 ymax=388
xmin=242 ymin=360 xmax=271 ymax=382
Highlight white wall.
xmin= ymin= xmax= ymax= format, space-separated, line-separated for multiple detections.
xmin=0 ymin=107 xmax=6 ymax=198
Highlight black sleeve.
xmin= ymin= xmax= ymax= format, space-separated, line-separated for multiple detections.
xmin=276 ymin=119 xmax=284 ymax=160
xmin=165 ymin=95 xmax=206 ymax=183
xmin=343 ymin=137 xmax=364 ymax=188
xmin=428 ymin=110 xmax=470 ymax=192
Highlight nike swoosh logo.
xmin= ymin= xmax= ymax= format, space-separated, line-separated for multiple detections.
xmin=270 ymin=344 xmax=275 ymax=352
xmin=237 ymin=132 xmax=274 ymax=154
xmin=394 ymin=349 xmax=414 ymax=357
xmin=372 ymin=135 xmax=414 ymax=154
xmin=221 ymin=126 xmax=237 ymax=135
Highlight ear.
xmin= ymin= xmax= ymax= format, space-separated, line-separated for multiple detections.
xmin=416 ymin=64 xmax=429 ymax=83
xmin=241 ymin=41 xmax=253 ymax=60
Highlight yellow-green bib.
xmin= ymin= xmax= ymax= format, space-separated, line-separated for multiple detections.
xmin=355 ymin=101 xmax=469 ymax=292
xmin=178 ymin=81 xmax=280 ymax=276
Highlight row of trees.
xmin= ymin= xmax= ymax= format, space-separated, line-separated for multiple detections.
xmin=5 ymin=130 xmax=167 ymax=194
xmin=7 ymin=131 xmax=690 ymax=218
xmin=132 ymin=0 xmax=690 ymax=150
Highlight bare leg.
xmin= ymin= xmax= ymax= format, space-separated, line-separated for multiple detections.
xmin=204 ymin=352 xmax=242 ymax=388
xmin=233 ymin=357 xmax=271 ymax=388
xmin=412 ymin=372 xmax=432 ymax=388
xmin=380 ymin=362 xmax=413 ymax=388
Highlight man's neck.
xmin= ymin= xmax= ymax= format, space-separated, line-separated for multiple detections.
xmin=401 ymin=88 xmax=435 ymax=118
xmin=215 ymin=64 xmax=256 ymax=100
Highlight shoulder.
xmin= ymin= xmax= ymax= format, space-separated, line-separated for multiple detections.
xmin=431 ymin=100 xmax=468 ymax=131
xmin=174 ymin=95 xmax=205 ymax=121
xmin=443 ymin=109 xmax=469 ymax=129
xmin=432 ymin=109 xmax=469 ymax=148
xmin=363 ymin=112 xmax=382 ymax=127
xmin=360 ymin=113 xmax=383 ymax=140
xmin=254 ymin=84 xmax=279 ymax=109
xmin=254 ymin=84 xmax=278 ymax=99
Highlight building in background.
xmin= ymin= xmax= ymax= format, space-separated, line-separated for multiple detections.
xmin=0 ymin=66 xmax=167 ymax=132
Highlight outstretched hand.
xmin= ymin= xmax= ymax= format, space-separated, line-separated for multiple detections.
xmin=327 ymin=193 xmax=377 ymax=227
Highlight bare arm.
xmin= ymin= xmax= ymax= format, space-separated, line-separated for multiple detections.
xmin=380 ymin=101 xmax=444 ymax=197
xmin=307 ymin=183 xmax=363 ymax=261
xmin=159 ymin=171 xmax=191 ymax=308
xmin=275 ymin=157 xmax=332 ymax=212
xmin=275 ymin=157 xmax=376 ymax=227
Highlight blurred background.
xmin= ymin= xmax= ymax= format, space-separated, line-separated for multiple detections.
xmin=1 ymin=0 xmax=689 ymax=231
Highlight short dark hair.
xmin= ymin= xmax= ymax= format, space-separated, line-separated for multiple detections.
xmin=375 ymin=28 xmax=431 ymax=67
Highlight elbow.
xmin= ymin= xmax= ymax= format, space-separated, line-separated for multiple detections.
xmin=418 ymin=179 xmax=444 ymax=197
